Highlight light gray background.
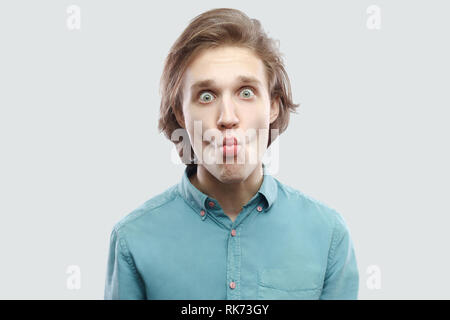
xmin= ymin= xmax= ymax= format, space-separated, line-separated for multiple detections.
xmin=0 ymin=0 xmax=448 ymax=299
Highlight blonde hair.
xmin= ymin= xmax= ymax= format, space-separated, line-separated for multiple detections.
xmin=158 ymin=8 xmax=300 ymax=173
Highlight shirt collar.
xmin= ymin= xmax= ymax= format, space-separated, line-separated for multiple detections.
xmin=177 ymin=164 xmax=278 ymax=219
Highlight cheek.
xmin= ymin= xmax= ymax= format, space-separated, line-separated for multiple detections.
xmin=243 ymin=104 xmax=270 ymax=127
xmin=185 ymin=114 xmax=215 ymax=151
xmin=246 ymin=110 xmax=271 ymax=146
xmin=184 ymin=107 xmax=204 ymax=138
xmin=247 ymin=113 xmax=270 ymax=131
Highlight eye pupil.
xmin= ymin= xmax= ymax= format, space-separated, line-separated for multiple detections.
xmin=201 ymin=93 xmax=211 ymax=102
xmin=242 ymin=88 xmax=253 ymax=98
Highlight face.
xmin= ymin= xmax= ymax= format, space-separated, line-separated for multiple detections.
xmin=177 ymin=45 xmax=279 ymax=183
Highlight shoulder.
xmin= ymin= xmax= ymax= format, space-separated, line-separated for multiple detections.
xmin=274 ymin=177 xmax=349 ymax=232
xmin=112 ymin=183 xmax=182 ymax=235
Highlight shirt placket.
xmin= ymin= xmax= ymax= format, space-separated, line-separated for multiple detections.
xmin=226 ymin=219 xmax=241 ymax=299
xmin=203 ymin=195 xmax=264 ymax=300
xmin=225 ymin=201 xmax=265 ymax=299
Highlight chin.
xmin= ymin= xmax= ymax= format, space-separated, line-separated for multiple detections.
xmin=218 ymin=161 xmax=256 ymax=183
xmin=217 ymin=173 xmax=244 ymax=184
xmin=203 ymin=162 xmax=241 ymax=182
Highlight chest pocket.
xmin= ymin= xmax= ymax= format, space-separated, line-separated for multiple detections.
xmin=257 ymin=265 xmax=323 ymax=300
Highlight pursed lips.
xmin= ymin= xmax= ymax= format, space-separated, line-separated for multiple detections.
xmin=221 ymin=136 xmax=239 ymax=147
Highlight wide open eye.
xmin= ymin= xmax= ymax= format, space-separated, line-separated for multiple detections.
xmin=199 ymin=91 xmax=214 ymax=103
xmin=198 ymin=87 xmax=256 ymax=104
xmin=239 ymin=87 xmax=255 ymax=99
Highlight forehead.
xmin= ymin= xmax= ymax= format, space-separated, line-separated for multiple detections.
xmin=183 ymin=46 xmax=267 ymax=90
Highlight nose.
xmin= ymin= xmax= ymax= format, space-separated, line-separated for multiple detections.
xmin=217 ymin=98 xmax=239 ymax=129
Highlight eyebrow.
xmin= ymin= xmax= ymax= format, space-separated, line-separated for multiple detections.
xmin=190 ymin=75 xmax=263 ymax=92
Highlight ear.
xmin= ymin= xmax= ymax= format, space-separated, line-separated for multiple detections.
xmin=269 ymin=97 xmax=280 ymax=124
xmin=173 ymin=106 xmax=186 ymax=129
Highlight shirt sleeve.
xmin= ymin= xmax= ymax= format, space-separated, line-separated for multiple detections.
xmin=104 ymin=227 xmax=147 ymax=300
xmin=320 ymin=212 xmax=359 ymax=299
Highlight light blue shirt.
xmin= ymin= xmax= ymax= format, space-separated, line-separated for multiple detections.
xmin=104 ymin=164 xmax=359 ymax=299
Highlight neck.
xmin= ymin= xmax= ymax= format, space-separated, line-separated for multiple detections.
xmin=189 ymin=163 xmax=264 ymax=219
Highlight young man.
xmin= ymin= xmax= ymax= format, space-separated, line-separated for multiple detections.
xmin=104 ymin=8 xmax=359 ymax=300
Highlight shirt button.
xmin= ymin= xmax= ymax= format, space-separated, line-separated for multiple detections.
xmin=229 ymin=281 xmax=236 ymax=289
xmin=257 ymin=206 xmax=263 ymax=212
xmin=200 ymin=210 xmax=205 ymax=216
xmin=208 ymin=201 xmax=215 ymax=207
xmin=231 ymin=229 xmax=236 ymax=237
